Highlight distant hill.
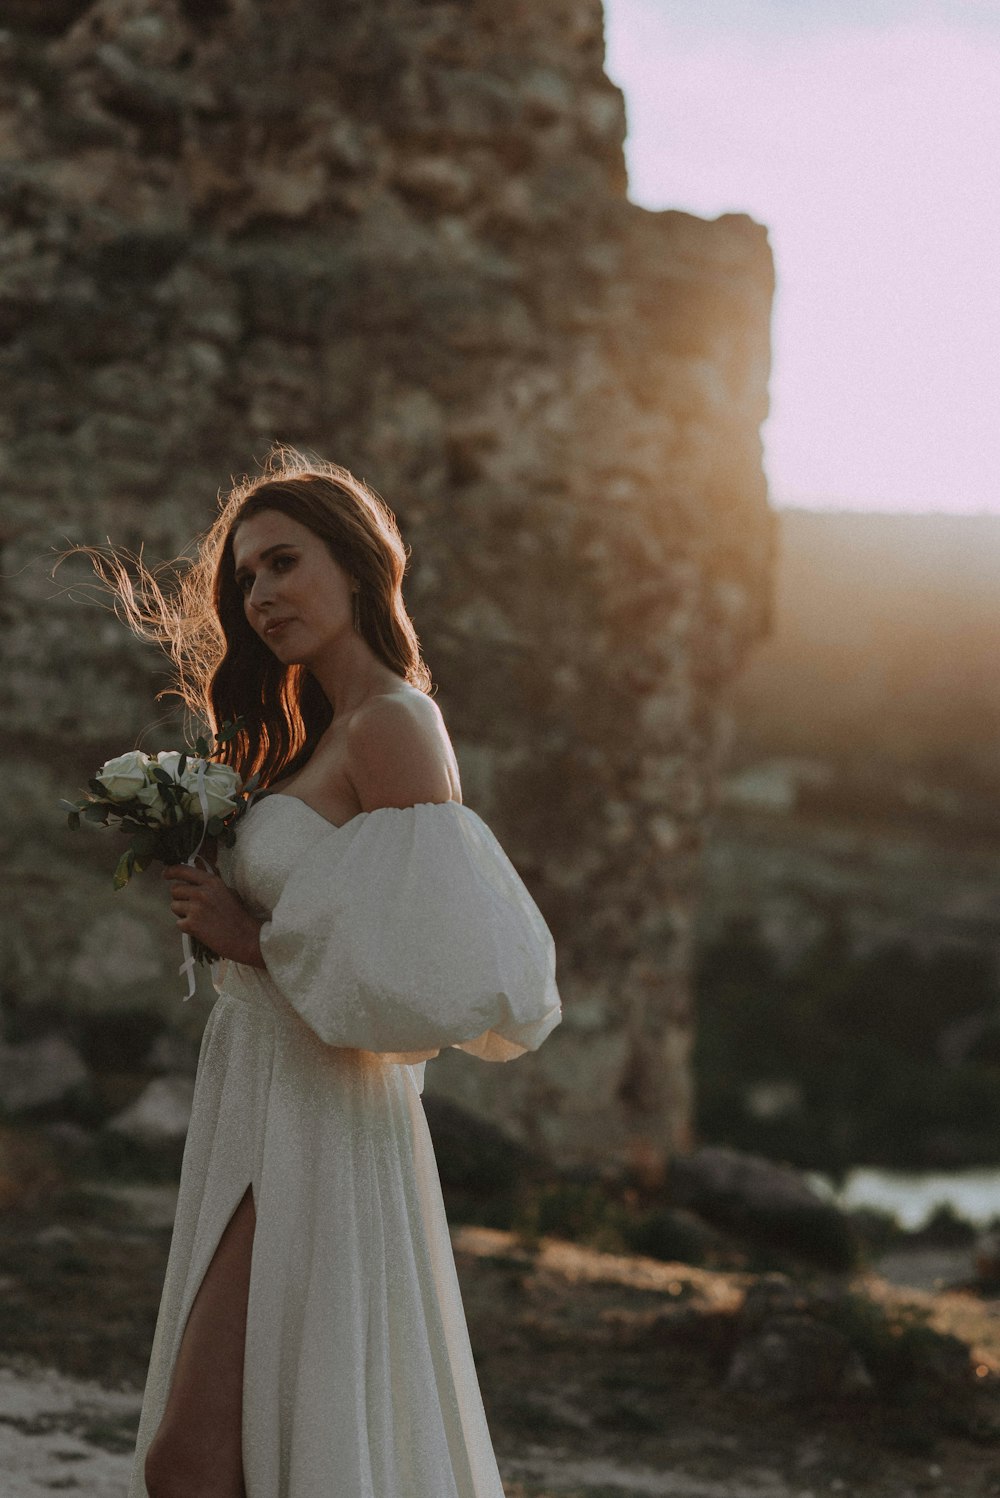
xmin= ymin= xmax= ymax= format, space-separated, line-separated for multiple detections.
xmin=730 ymin=509 xmax=1000 ymax=788
xmin=703 ymin=510 xmax=1000 ymax=1170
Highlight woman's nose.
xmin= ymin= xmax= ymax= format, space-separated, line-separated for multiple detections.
xmin=248 ymin=576 xmax=273 ymax=611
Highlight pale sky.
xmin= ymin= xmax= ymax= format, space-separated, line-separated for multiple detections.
xmin=604 ymin=0 xmax=1000 ymax=514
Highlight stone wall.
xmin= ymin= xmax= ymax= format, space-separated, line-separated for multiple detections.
xmin=0 ymin=0 xmax=774 ymax=1170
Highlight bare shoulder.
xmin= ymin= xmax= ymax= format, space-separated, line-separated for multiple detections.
xmin=345 ymin=686 xmax=460 ymax=813
xmin=349 ymin=685 xmax=448 ymax=743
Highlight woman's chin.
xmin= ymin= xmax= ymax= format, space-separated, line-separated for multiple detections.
xmin=263 ymin=640 xmax=304 ymax=665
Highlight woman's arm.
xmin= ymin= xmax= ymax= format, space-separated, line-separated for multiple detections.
xmin=163 ymin=864 xmax=266 ymax=968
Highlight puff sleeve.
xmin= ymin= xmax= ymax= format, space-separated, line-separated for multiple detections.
xmin=256 ymin=801 xmax=561 ymax=1062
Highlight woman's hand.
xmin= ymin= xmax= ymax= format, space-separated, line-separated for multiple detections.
xmin=163 ymin=864 xmax=265 ymax=968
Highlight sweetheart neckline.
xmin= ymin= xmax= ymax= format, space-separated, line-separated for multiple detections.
xmin=251 ymin=793 xmax=467 ymax=832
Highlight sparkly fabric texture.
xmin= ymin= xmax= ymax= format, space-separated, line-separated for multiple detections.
xmin=127 ymin=797 xmax=562 ymax=1498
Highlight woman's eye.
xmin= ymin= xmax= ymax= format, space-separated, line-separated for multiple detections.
xmin=237 ymin=554 xmax=294 ymax=595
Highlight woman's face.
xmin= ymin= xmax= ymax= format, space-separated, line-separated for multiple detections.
xmin=231 ymin=509 xmax=356 ymax=666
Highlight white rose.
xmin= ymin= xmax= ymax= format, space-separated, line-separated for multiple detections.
xmin=97 ymin=750 xmax=152 ymax=802
xmin=182 ymin=760 xmax=242 ymax=822
xmin=155 ymin=750 xmax=185 ymax=781
xmin=133 ymin=780 xmax=174 ymax=826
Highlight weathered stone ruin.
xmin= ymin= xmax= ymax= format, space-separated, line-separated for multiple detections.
xmin=0 ymin=0 xmax=774 ymax=1170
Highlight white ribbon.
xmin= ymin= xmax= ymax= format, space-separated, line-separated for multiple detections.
xmin=178 ymin=758 xmax=213 ymax=1002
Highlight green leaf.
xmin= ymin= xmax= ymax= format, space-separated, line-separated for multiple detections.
xmin=244 ymin=771 xmax=261 ymax=793
xmin=177 ymin=753 xmax=188 ymax=779
xmin=206 ymin=816 xmax=225 ymax=837
xmin=112 ymin=848 xmax=135 ymax=890
xmin=216 ymin=717 xmax=244 ymax=745
xmin=151 ymin=766 xmax=175 ymax=786
xmin=57 ymin=798 xmax=80 ymax=813
xmin=67 ymin=811 xmax=81 ymax=832
xmin=84 ymin=802 xmax=109 ymax=823
xmin=195 ymin=735 xmax=210 ymax=758
xmin=88 ymin=777 xmax=106 ymax=796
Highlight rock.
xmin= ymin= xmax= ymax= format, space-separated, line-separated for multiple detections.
xmin=738 ymin=1271 xmax=812 ymax=1326
xmin=902 ymin=1326 xmax=972 ymax=1388
xmin=35 ymin=1223 xmax=79 ymax=1246
xmin=0 ymin=1125 xmax=66 ymax=1209
xmin=974 ymin=1229 xmax=1000 ymax=1282
xmin=578 ymin=86 xmax=627 ymax=150
xmin=1 ymin=0 xmax=773 ymax=1177
xmin=42 ymin=1120 xmax=96 ymax=1157
xmin=668 ymin=1146 xmax=857 ymax=1269
xmin=730 ymin=1272 xmax=974 ymax=1408
xmin=422 ymin=1094 xmax=539 ymax=1200
xmin=520 ymin=67 xmax=573 ymax=125
xmin=105 ymin=1074 xmax=194 ymax=1145
xmin=393 ymin=157 xmax=475 ymax=211
xmin=69 ymin=912 xmax=164 ymax=991
xmin=725 ymin=1312 xmax=874 ymax=1404
xmin=144 ymin=1030 xmax=198 ymax=1074
xmin=625 ymin=1205 xmax=732 ymax=1267
xmin=0 ymin=1034 xmax=90 ymax=1115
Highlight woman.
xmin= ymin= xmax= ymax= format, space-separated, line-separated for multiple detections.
xmin=100 ymin=448 xmax=561 ymax=1498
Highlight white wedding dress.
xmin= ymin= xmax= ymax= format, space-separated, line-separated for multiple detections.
xmin=127 ymin=795 xmax=562 ymax=1498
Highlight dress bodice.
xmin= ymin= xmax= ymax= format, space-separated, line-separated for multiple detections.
xmin=218 ymin=794 xmax=331 ymax=916
xmin=215 ymin=794 xmax=561 ymax=1065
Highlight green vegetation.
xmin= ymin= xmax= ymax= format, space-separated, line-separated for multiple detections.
xmin=695 ymin=915 xmax=1000 ymax=1173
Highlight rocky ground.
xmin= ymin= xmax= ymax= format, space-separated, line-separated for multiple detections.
xmin=4 ymin=1176 xmax=1000 ymax=1498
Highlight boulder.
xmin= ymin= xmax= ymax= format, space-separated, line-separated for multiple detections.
xmin=144 ymin=1030 xmax=198 ymax=1075
xmin=0 ymin=1034 xmax=90 ymax=1115
xmin=974 ymin=1228 xmax=1000 ymax=1283
xmin=42 ymin=1120 xmax=96 ymax=1158
xmin=625 ymin=1205 xmax=733 ymax=1267
xmin=726 ymin=1312 xmax=874 ymax=1404
xmin=0 ymin=1125 xmax=66 ymax=1209
xmin=729 ymin=1271 xmax=973 ymax=1410
xmin=104 ymin=1074 xmax=194 ymax=1145
xmin=422 ymin=1094 xmax=539 ymax=1202
xmin=901 ymin=1326 xmax=972 ymax=1388
xmin=69 ymin=911 xmax=163 ymax=991
xmin=668 ymin=1145 xmax=857 ymax=1269
xmin=738 ymin=1271 xmax=813 ymax=1326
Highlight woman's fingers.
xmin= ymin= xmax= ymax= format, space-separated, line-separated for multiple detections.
xmin=161 ymin=869 xmax=256 ymax=962
xmin=168 ymin=881 xmax=197 ymax=898
xmin=166 ymin=865 xmax=230 ymax=917
xmin=162 ymin=864 xmax=215 ymax=883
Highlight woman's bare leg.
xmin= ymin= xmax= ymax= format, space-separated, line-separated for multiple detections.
xmin=144 ymin=1183 xmax=256 ymax=1498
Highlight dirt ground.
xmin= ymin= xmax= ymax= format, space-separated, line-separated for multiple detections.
xmin=3 ymin=1180 xmax=1000 ymax=1498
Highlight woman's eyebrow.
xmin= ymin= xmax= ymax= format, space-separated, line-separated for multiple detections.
xmin=234 ymin=542 xmax=296 ymax=580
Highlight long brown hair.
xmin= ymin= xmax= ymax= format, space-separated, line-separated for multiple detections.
xmin=77 ymin=446 xmax=432 ymax=787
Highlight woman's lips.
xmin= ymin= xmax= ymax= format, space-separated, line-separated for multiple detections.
xmin=264 ymin=618 xmax=294 ymax=638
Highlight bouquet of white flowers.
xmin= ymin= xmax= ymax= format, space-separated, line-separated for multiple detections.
xmin=60 ymin=722 xmax=258 ymax=995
